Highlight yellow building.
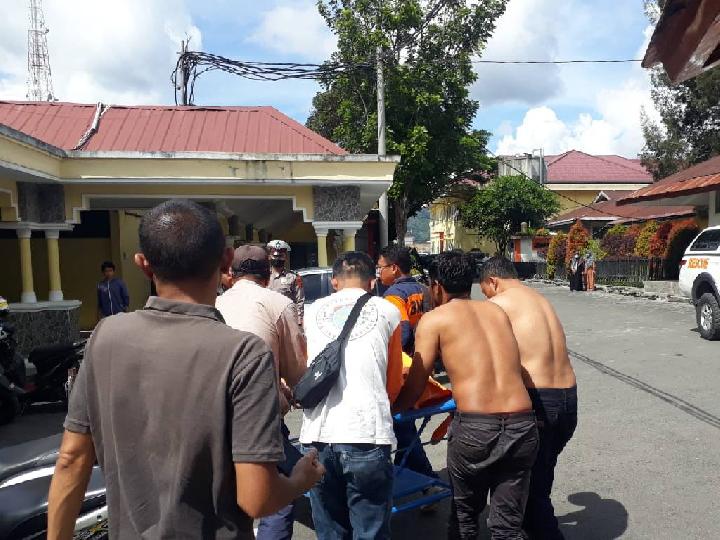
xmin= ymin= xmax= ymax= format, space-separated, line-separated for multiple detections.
xmin=429 ymin=150 xmax=653 ymax=254
xmin=0 ymin=101 xmax=398 ymax=350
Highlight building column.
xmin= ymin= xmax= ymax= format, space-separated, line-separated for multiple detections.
xmin=343 ymin=226 xmax=362 ymax=252
xmin=46 ymin=229 xmax=64 ymax=301
xmin=17 ymin=228 xmax=37 ymax=304
xmin=314 ymin=226 xmax=329 ymax=267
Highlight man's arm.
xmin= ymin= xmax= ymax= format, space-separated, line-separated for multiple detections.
xmin=230 ymin=345 xmax=322 ymax=517
xmin=384 ymin=294 xmax=412 ymax=350
xmin=235 ymin=452 xmax=323 ymax=518
xmin=385 ymin=325 xmax=404 ymax=404
xmin=294 ymin=275 xmax=304 ymax=326
xmin=393 ymin=314 xmax=439 ymax=412
xmin=277 ymin=304 xmax=307 ymax=388
xmin=47 ymin=431 xmax=96 ymax=540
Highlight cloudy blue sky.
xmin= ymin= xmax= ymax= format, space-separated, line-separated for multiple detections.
xmin=0 ymin=0 xmax=657 ymax=157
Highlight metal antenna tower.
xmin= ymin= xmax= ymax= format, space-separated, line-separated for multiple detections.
xmin=26 ymin=0 xmax=56 ymax=101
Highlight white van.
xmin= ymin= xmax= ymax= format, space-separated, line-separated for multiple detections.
xmin=679 ymin=225 xmax=720 ymax=340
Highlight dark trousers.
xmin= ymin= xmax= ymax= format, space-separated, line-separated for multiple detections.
xmin=447 ymin=411 xmax=538 ymax=540
xmin=303 ymin=442 xmax=393 ymax=540
xmin=523 ymin=387 xmax=578 ymax=540
xmin=393 ymin=420 xmax=438 ymax=478
xmin=257 ymin=422 xmax=296 ymax=540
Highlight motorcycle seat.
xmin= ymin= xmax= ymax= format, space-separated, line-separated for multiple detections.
xmin=0 ymin=466 xmax=105 ymax=539
xmin=0 ymin=434 xmax=61 ymax=484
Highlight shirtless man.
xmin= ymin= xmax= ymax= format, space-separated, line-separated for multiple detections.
xmin=395 ymin=251 xmax=538 ymax=540
xmin=480 ymin=256 xmax=577 ymax=540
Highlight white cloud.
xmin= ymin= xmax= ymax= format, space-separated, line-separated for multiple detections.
xmin=472 ymin=0 xmax=564 ymax=106
xmin=495 ymin=74 xmax=657 ymax=157
xmin=493 ymin=15 xmax=661 ymax=159
xmin=0 ymin=0 xmax=201 ymax=104
xmin=248 ymin=2 xmax=336 ymax=60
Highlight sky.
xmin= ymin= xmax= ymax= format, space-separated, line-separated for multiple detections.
xmin=0 ymin=0 xmax=657 ymax=158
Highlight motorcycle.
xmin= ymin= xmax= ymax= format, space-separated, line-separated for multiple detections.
xmin=0 ymin=318 xmax=86 ymax=424
xmin=0 ymin=434 xmax=108 ymax=539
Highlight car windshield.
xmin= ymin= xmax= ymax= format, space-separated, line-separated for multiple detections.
xmin=301 ymin=273 xmax=324 ymax=303
xmin=689 ymin=230 xmax=720 ymax=252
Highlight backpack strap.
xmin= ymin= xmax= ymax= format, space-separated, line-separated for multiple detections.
xmin=337 ymin=293 xmax=373 ymax=345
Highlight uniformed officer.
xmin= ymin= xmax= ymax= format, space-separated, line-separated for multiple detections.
xmin=267 ymin=239 xmax=304 ymax=326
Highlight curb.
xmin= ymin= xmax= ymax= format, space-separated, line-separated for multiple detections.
xmin=527 ymin=278 xmax=692 ymax=305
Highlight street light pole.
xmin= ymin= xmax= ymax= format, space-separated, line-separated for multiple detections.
xmin=376 ymin=45 xmax=389 ymax=248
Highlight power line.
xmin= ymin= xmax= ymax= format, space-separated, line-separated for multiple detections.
xmin=471 ymin=59 xmax=642 ymax=64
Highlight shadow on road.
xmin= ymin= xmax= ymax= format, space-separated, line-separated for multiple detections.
xmin=558 ymin=492 xmax=628 ymax=540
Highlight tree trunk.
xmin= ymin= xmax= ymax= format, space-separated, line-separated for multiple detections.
xmin=393 ymin=195 xmax=408 ymax=247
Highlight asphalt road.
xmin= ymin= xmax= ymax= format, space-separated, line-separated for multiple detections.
xmin=2 ymin=283 xmax=719 ymax=539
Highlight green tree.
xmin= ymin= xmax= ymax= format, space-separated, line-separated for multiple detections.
xmin=640 ymin=1 xmax=720 ymax=180
xmin=459 ymin=175 xmax=560 ymax=255
xmin=307 ymin=0 xmax=507 ymax=244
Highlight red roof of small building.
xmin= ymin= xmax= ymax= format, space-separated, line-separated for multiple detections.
xmin=0 ymin=101 xmax=347 ymax=155
xmin=548 ymin=197 xmax=695 ymax=227
xmin=544 ymin=150 xmax=653 ymax=184
xmin=618 ymin=155 xmax=720 ymax=204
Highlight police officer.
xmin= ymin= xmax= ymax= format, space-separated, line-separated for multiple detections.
xmin=267 ymin=240 xmax=304 ymax=326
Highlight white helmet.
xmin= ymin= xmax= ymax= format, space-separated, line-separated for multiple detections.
xmin=267 ymin=239 xmax=291 ymax=252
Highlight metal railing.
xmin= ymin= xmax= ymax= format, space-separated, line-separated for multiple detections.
xmin=534 ymin=258 xmax=669 ymax=287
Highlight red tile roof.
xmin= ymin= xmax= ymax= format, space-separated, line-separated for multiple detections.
xmin=618 ymin=155 xmax=720 ymax=204
xmin=0 ymin=101 xmax=347 ymax=155
xmin=548 ymin=198 xmax=695 ymax=227
xmin=544 ymin=150 xmax=652 ymax=184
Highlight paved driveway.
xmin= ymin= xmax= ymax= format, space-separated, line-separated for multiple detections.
xmin=2 ymin=283 xmax=719 ymax=538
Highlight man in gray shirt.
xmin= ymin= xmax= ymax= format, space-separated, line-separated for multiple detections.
xmin=47 ymin=200 xmax=324 ymax=540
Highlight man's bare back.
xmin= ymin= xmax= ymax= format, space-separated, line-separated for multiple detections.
xmin=490 ymin=284 xmax=576 ymax=389
xmin=412 ymin=299 xmax=531 ymax=414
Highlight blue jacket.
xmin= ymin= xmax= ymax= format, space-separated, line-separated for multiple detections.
xmin=97 ymin=278 xmax=129 ymax=317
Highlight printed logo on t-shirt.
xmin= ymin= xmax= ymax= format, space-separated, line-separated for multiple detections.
xmin=316 ymin=298 xmax=379 ymax=341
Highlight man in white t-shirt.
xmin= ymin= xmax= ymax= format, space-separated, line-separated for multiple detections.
xmin=300 ymin=251 xmax=403 ymax=540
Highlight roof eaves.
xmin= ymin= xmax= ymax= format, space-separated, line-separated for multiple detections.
xmin=65 ymin=149 xmax=401 ymax=162
xmin=0 ymin=122 xmax=66 ymax=158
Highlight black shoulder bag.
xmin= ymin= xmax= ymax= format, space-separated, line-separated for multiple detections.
xmin=293 ymin=293 xmax=373 ymax=409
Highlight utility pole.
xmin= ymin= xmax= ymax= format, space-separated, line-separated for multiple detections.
xmin=376 ymin=45 xmax=389 ymax=248
xmin=26 ymin=0 xmax=55 ymax=101
xmin=177 ymin=40 xmax=189 ymax=106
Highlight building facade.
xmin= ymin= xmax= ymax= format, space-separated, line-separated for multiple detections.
xmin=0 ymin=101 xmax=398 ymax=349
xmin=428 ymin=150 xmax=654 ymax=254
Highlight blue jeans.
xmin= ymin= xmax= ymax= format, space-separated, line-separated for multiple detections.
xmin=302 ymin=443 xmax=393 ymax=540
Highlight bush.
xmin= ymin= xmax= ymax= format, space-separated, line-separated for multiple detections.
xmin=547 ymin=232 xmax=567 ymax=278
xmin=663 ymin=219 xmax=700 ymax=278
xmin=565 ymin=220 xmax=590 ymax=267
xmin=601 ymin=224 xmax=641 ymax=259
xmin=649 ymin=221 xmax=673 ymax=258
xmin=634 ymin=220 xmax=659 ymax=258
xmin=601 ymin=224 xmax=627 ymax=258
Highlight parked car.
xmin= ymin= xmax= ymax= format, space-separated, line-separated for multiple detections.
xmin=679 ymin=225 xmax=720 ymax=340
xmin=297 ymin=268 xmax=334 ymax=305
